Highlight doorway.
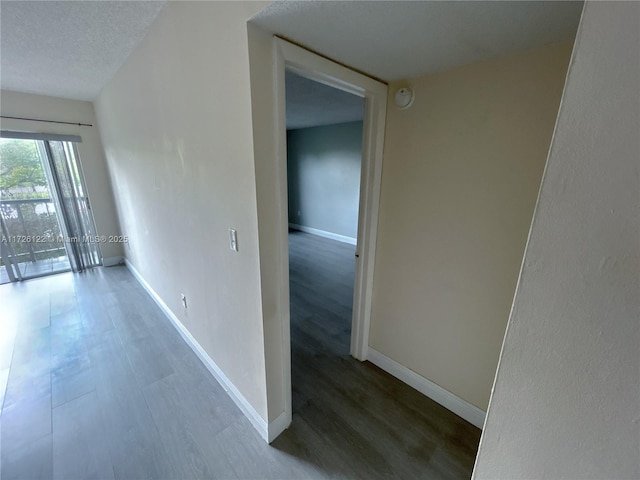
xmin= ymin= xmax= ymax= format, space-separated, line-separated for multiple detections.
xmin=270 ymin=38 xmax=388 ymax=436
xmin=285 ymin=70 xmax=365 ymax=412
xmin=0 ymin=135 xmax=101 ymax=283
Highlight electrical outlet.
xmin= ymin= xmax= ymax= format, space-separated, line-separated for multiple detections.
xmin=181 ymin=293 xmax=187 ymax=309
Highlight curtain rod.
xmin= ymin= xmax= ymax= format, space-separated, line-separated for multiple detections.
xmin=0 ymin=115 xmax=92 ymax=127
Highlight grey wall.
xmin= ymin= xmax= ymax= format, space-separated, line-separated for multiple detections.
xmin=287 ymin=121 xmax=363 ymax=239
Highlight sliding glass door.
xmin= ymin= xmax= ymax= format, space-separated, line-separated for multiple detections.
xmin=42 ymin=140 xmax=101 ymax=272
xmin=0 ymin=136 xmax=100 ymax=284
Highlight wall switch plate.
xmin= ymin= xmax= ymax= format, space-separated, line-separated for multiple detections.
xmin=229 ymin=228 xmax=238 ymax=252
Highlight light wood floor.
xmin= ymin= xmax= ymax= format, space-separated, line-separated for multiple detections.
xmin=0 ymin=231 xmax=480 ymax=479
xmin=0 ymin=256 xmax=71 ymax=285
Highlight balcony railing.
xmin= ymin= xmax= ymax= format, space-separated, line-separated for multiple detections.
xmin=0 ymin=197 xmax=68 ymax=265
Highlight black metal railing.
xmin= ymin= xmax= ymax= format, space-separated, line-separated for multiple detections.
xmin=0 ymin=198 xmax=67 ymax=265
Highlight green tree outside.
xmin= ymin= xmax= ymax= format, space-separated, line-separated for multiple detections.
xmin=0 ymin=138 xmax=48 ymax=199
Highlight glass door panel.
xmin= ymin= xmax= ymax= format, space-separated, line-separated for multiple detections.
xmin=0 ymin=138 xmax=71 ymax=283
xmin=44 ymin=141 xmax=101 ymax=271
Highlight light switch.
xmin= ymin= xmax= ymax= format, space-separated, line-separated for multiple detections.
xmin=229 ymin=228 xmax=238 ymax=252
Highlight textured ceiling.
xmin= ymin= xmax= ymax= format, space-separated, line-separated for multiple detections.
xmin=251 ymin=1 xmax=583 ymax=81
xmin=0 ymin=1 xmax=583 ymax=108
xmin=0 ymin=1 xmax=166 ymax=101
xmin=286 ymin=71 xmax=364 ymax=130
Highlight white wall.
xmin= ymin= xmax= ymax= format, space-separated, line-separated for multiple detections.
xmin=287 ymin=121 xmax=363 ymax=239
xmin=246 ymin=24 xmax=288 ymax=428
xmin=0 ymin=90 xmax=123 ymax=262
xmin=474 ymin=2 xmax=639 ymax=478
xmin=369 ymin=42 xmax=573 ymax=412
xmin=95 ymin=2 xmax=271 ymax=424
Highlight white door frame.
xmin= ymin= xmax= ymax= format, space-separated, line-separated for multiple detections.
xmin=273 ymin=38 xmax=387 ymax=423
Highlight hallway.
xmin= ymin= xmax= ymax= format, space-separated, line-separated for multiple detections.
xmin=287 ymin=231 xmax=480 ymax=478
xmin=0 ymin=236 xmax=479 ymax=479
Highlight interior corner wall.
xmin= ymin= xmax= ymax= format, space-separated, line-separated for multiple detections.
xmin=0 ymin=90 xmax=123 ymax=262
xmin=473 ymin=2 xmax=639 ymax=478
xmin=369 ymin=41 xmax=574 ymax=412
xmin=287 ymin=121 xmax=363 ymax=240
xmin=94 ymin=1 xmax=270 ymax=422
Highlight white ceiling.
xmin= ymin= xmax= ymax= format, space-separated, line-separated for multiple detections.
xmin=286 ymin=71 xmax=364 ymax=129
xmin=251 ymin=1 xmax=583 ymax=81
xmin=0 ymin=0 xmax=582 ymax=119
xmin=259 ymin=1 xmax=582 ymax=130
xmin=0 ymin=1 xmax=166 ymax=101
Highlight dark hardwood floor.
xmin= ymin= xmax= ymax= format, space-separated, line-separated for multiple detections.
xmin=0 ymin=232 xmax=480 ymax=479
xmin=281 ymin=231 xmax=480 ymax=479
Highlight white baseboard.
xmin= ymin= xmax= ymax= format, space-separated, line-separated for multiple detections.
xmin=124 ymin=259 xmax=275 ymax=443
xmin=367 ymin=347 xmax=486 ymax=429
xmin=289 ymin=223 xmax=357 ymax=246
xmin=102 ymin=256 xmax=124 ymax=267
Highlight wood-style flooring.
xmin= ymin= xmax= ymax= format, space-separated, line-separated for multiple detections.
xmin=0 ymin=256 xmax=71 ymax=285
xmin=0 ymin=231 xmax=480 ymax=479
xmin=285 ymin=231 xmax=480 ymax=478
